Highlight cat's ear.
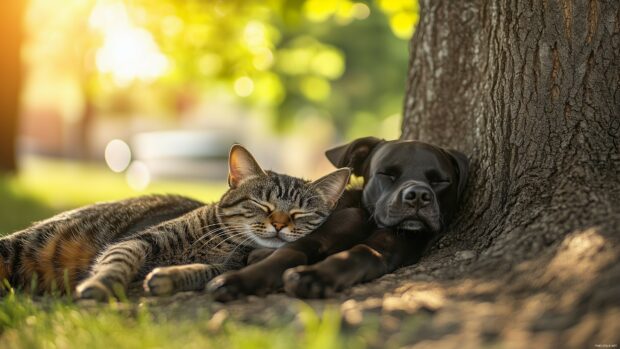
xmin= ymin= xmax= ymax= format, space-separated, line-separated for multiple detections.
xmin=325 ymin=137 xmax=383 ymax=176
xmin=228 ymin=144 xmax=266 ymax=188
xmin=310 ymin=168 xmax=352 ymax=208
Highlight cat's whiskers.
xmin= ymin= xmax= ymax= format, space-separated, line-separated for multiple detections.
xmin=194 ymin=227 xmax=245 ymax=249
xmin=194 ymin=222 xmax=246 ymax=233
xmin=191 ymin=224 xmax=247 ymax=247
xmin=200 ymin=226 xmax=249 ymax=248
xmin=206 ymin=229 xmax=251 ymax=252
xmin=192 ymin=230 xmax=234 ymax=248
xmin=191 ymin=229 xmax=238 ymax=248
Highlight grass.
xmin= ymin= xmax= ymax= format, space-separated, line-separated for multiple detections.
xmin=0 ymin=157 xmax=380 ymax=349
xmin=0 ymin=290 xmax=377 ymax=349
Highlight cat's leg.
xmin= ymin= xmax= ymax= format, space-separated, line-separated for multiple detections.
xmin=75 ymin=239 xmax=150 ymax=301
xmin=144 ymin=263 xmax=227 ymax=296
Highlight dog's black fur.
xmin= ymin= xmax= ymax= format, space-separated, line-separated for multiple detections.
xmin=208 ymin=137 xmax=468 ymax=299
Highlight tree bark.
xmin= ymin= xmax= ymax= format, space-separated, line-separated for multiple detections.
xmin=0 ymin=1 xmax=24 ymax=173
xmin=397 ymin=0 xmax=620 ymax=346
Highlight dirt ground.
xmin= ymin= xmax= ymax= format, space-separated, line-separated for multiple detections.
xmin=130 ymin=228 xmax=620 ymax=349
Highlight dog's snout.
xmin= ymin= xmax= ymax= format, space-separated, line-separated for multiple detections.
xmin=402 ymin=185 xmax=432 ymax=208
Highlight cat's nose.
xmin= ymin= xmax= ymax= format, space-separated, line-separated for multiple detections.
xmin=272 ymin=222 xmax=287 ymax=232
xmin=270 ymin=211 xmax=290 ymax=232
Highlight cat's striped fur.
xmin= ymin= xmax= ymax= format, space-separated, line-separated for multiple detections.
xmin=0 ymin=145 xmax=351 ymax=300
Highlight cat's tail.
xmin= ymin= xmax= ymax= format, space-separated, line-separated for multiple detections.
xmin=0 ymin=232 xmax=23 ymax=291
xmin=0 ymin=225 xmax=97 ymax=294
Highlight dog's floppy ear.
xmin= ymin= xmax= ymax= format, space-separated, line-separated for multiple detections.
xmin=325 ymin=137 xmax=383 ymax=175
xmin=444 ymin=149 xmax=469 ymax=200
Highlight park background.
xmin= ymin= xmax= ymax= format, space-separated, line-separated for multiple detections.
xmin=1 ymin=0 xmax=417 ymax=234
xmin=0 ymin=1 xmax=419 ymax=348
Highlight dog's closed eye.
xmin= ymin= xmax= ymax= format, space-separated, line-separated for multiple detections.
xmin=377 ymin=172 xmax=398 ymax=183
xmin=377 ymin=167 xmax=400 ymax=182
xmin=426 ymin=170 xmax=451 ymax=187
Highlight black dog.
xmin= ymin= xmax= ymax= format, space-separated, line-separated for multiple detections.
xmin=208 ymin=137 xmax=468 ymax=299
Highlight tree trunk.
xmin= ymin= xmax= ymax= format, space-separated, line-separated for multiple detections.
xmin=0 ymin=1 xmax=24 ymax=173
xmin=397 ymin=0 xmax=620 ymax=346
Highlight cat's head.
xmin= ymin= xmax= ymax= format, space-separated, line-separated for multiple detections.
xmin=217 ymin=144 xmax=351 ymax=248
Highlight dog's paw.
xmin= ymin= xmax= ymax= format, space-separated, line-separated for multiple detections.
xmin=283 ymin=266 xmax=338 ymax=299
xmin=207 ymin=273 xmax=245 ymax=302
xmin=75 ymin=280 xmax=113 ymax=301
xmin=144 ymin=268 xmax=176 ymax=296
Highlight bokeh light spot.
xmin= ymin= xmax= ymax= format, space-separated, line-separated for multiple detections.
xmin=253 ymin=73 xmax=285 ymax=105
xmin=277 ymin=47 xmax=313 ymax=75
xmin=198 ymin=53 xmax=223 ymax=76
xmin=244 ymin=21 xmax=267 ymax=49
xmin=234 ymin=77 xmax=255 ymax=97
xmin=352 ymin=3 xmax=371 ymax=19
xmin=311 ymin=49 xmax=345 ymax=79
xmin=389 ymin=12 xmax=417 ymax=39
xmin=252 ymin=47 xmax=274 ymax=70
xmin=126 ymin=161 xmax=151 ymax=191
xmin=378 ymin=0 xmax=407 ymax=13
xmin=104 ymin=139 xmax=132 ymax=173
xmin=303 ymin=0 xmax=338 ymax=22
xmin=300 ymin=77 xmax=331 ymax=101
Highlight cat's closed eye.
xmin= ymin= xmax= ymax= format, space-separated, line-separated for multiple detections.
xmin=289 ymin=210 xmax=315 ymax=219
xmin=249 ymin=199 xmax=274 ymax=213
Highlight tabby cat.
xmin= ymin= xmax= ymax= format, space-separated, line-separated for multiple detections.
xmin=0 ymin=145 xmax=350 ymax=300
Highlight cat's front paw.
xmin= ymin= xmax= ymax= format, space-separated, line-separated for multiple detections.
xmin=75 ymin=280 xmax=113 ymax=301
xmin=144 ymin=268 xmax=175 ymax=296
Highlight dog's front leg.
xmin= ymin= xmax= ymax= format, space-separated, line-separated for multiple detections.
xmin=282 ymin=228 xmax=429 ymax=298
xmin=207 ymin=208 xmax=370 ymax=301
xmin=246 ymin=248 xmax=276 ymax=265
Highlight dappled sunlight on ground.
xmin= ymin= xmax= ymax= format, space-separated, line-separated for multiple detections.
xmin=542 ymin=227 xmax=614 ymax=286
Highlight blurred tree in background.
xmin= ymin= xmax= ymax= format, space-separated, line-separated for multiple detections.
xmin=110 ymin=0 xmax=417 ymax=135
xmin=21 ymin=0 xmax=417 ymax=137
xmin=0 ymin=1 xmax=25 ymax=172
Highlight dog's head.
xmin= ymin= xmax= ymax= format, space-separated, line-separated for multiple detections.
xmin=326 ymin=137 xmax=469 ymax=234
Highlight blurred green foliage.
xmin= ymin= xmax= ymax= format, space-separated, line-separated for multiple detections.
xmin=25 ymin=0 xmax=418 ymax=137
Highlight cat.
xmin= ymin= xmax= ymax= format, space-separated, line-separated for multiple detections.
xmin=0 ymin=145 xmax=351 ymax=300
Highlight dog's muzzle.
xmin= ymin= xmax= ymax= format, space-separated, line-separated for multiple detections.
xmin=392 ymin=182 xmax=441 ymax=232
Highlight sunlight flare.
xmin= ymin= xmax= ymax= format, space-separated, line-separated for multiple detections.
xmin=89 ymin=1 xmax=169 ymax=86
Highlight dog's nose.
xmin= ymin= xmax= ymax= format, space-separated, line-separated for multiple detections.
xmin=402 ymin=185 xmax=432 ymax=208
